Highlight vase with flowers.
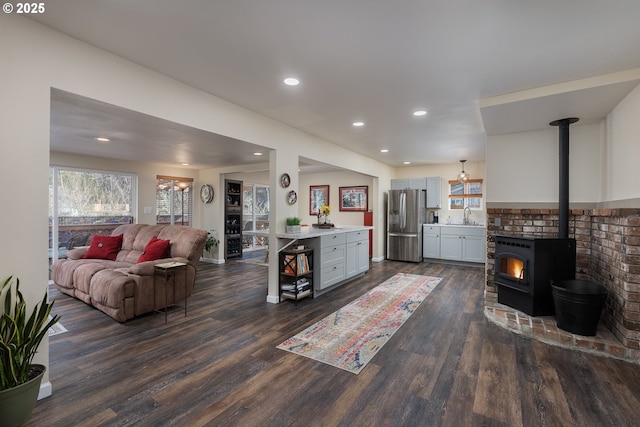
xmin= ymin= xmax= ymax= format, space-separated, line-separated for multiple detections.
xmin=320 ymin=204 xmax=331 ymax=225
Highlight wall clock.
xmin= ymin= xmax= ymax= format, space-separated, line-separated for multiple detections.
xmin=287 ymin=190 xmax=297 ymax=205
xmin=280 ymin=173 xmax=291 ymax=188
xmin=200 ymin=184 xmax=214 ymax=204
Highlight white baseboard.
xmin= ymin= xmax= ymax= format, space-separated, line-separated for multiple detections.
xmin=266 ymin=294 xmax=279 ymax=304
xmin=372 ymin=256 xmax=385 ymax=262
xmin=38 ymin=381 xmax=52 ymax=400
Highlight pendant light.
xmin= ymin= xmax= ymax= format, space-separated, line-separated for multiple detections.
xmin=457 ymin=160 xmax=470 ymax=183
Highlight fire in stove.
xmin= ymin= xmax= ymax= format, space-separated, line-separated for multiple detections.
xmin=501 ymin=257 xmax=524 ymax=281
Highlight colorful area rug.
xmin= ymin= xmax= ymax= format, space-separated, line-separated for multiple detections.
xmin=277 ymin=273 xmax=441 ymax=374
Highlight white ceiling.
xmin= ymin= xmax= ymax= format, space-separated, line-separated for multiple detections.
xmin=34 ymin=1 xmax=640 ymax=170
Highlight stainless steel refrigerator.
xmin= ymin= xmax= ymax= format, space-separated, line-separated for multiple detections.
xmin=387 ymin=189 xmax=424 ymax=262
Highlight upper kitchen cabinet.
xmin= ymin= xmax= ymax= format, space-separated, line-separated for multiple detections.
xmin=391 ymin=177 xmax=441 ymax=208
xmin=426 ymin=176 xmax=441 ymax=208
xmin=391 ymin=178 xmax=426 ymax=190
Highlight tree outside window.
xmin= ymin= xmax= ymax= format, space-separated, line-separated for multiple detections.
xmin=156 ymin=176 xmax=193 ymax=226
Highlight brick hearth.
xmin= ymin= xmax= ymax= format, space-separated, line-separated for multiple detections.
xmin=485 ymin=208 xmax=640 ymax=361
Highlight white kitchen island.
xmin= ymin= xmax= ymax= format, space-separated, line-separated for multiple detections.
xmin=247 ymin=226 xmax=373 ymax=298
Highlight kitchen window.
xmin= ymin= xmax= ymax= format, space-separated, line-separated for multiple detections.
xmin=448 ymin=179 xmax=483 ymax=210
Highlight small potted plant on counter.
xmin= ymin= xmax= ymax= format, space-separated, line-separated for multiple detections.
xmin=285 ymin=217 xmax=301 ymax=234
xmin=0 ymin=276 xmax=60 ymax=427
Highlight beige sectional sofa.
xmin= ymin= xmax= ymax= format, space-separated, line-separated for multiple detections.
xmin=52 ymin=223 xmax=207 ymax=322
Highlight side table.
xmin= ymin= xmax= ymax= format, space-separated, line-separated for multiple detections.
xmin=153 ymin=261 xmax=188 ymax=323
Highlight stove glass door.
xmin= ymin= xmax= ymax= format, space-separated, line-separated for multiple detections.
xmin=498 ymin=256 xmax=527 ymax=283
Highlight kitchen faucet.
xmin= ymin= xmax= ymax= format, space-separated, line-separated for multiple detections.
xmin=463 ymin=207 xmax=471 ymax=225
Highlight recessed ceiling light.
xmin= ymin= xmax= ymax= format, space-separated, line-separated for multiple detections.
xmin=352 ymin=121 xmax=365 ymax=127
xmin=181 ymin=163 xmax=190 ymax=166
xmin=413 ymin=110 xmax=427 ymax=117
xmin=284 ymin=77 xmax=299 ymax=86
xmin=253 ymin=152 xmax=263 ymax=156
xmin=94 ymin=137 xmax=110 ymax=142
xmin=403 ymin=161 xmax=411 ymax=165
xmin=380 ymin=149 xmax=389 ymax=153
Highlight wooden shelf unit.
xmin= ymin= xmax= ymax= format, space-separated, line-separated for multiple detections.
xmin=224 ymin=179 xmax=243 ymax=259
xmin=279 ymin=248 xmax=314 ymax=304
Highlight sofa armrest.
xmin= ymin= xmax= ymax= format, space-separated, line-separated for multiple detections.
xmin=67 ymin=247 xmax=88 ymax=260
xmin=127 ymin=257 xmax=189 ymax=276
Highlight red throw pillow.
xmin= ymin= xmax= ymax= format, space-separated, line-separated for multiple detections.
xmin=137 ymin=236 xmax=171 ymax=263
xmin=83 ymin=234 xmax=123 ymax=261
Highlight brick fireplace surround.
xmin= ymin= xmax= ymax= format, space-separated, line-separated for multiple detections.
xmin=484 ymin=207 xmax=640 ymax=362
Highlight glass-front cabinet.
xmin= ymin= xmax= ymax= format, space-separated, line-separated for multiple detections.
xmin=225 ymin=179 xmax=243 ymax=258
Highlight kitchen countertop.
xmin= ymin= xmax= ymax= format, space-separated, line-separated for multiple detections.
xmin=245 ymin=225 xmax=373 ymax=240
xmin=424 ymin=223 xmax=486 ymax=228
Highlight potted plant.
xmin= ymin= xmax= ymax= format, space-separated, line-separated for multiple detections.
xmin=285 ymin=217 xmax=301 ymax=234
xmin=204 ymin=229 xmax=220 ymax=253
xmin=0 ymin=276 xmax=60 ymax=427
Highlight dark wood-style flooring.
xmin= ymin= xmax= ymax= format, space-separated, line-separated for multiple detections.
xmin=28 ymin=255 xmax=640 ymax=426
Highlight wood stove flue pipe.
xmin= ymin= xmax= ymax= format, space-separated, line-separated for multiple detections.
xmin=550 ymin=117 xmax=579 ymax=239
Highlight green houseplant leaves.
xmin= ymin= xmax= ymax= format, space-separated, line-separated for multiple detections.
xmin=0 ymin=276 xmax=60 ymax=390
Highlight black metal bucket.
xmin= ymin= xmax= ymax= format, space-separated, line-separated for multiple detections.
xmin=551 ymin=279 xmax=608 ymax=336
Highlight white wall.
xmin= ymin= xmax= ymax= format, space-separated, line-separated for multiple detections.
xmin=486 ymin=123 xmax=602 ymax=204
xmin=605 ymin=83 xmax=640 ymax=202
xmin=299 ymin=171 xmax=374 ymax=226
xmin=0 ymin=15 xmax=393 ymax=392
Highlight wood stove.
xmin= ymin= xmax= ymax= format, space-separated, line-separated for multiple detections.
xmin=495 ymin=234 xmax=576 ymax=316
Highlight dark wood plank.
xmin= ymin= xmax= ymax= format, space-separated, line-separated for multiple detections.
xmin=25 ymin=256 xmax=640 ymax=426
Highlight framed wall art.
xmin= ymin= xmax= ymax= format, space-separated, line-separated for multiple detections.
xmin=339 ymin=186 xmax=368 ymax=212
xmin=309 ymin=185 xmax=329 ymax=215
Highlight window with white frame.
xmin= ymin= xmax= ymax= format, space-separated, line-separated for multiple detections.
xmin=242 ymin=183 xmax=270 ymax=251
xmin=156 ymin=176 xmax=193 ymax=226
xmin=448 ymin=179 xmax=483 ymax=210
xmin=49 ymin=166 xmax=136 ymax=262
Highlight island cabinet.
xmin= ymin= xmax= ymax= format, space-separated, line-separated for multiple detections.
xmin=439 ymin=226 xmax=486 ymax=263
xmin=346 ymin=229 xmax=369 ymax=277
xmin=314 ymin=233 xmax=347 ymax=291
xmin=306 ymin=229 xmax=371 ymax=296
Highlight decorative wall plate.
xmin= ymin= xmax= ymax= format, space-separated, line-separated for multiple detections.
xmin=280 ymin=173 xmax=291 ymax=188
xmin=287 ymin=190 xmax=297 ymax=205
xmin=200 ymin=184 xmax=214 ymax=204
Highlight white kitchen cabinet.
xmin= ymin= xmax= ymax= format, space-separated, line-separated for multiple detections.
xmin=307 ymin=229 xmax=370 ymax=295
xmin=422 ymin=225 xmax=441 ymax=259
xmin=313 ymin=233 xmax=346 ymax=290
xmin=440 ymin=232 xmax=463 ymax=260
xmin=346 ymin=230 xmax=369 ymax=277
xmin=426 ymin=176 xmax=441 ymax=208
xmin=462 ymin=232 xmax=486 ymax=263
xmin=390 ymin=179 xmax=408 ymax=190
xmin=438 ymin=226 xmax=486 ymax=263
xmin=391 ymin=178 xmax=426 ymax=190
